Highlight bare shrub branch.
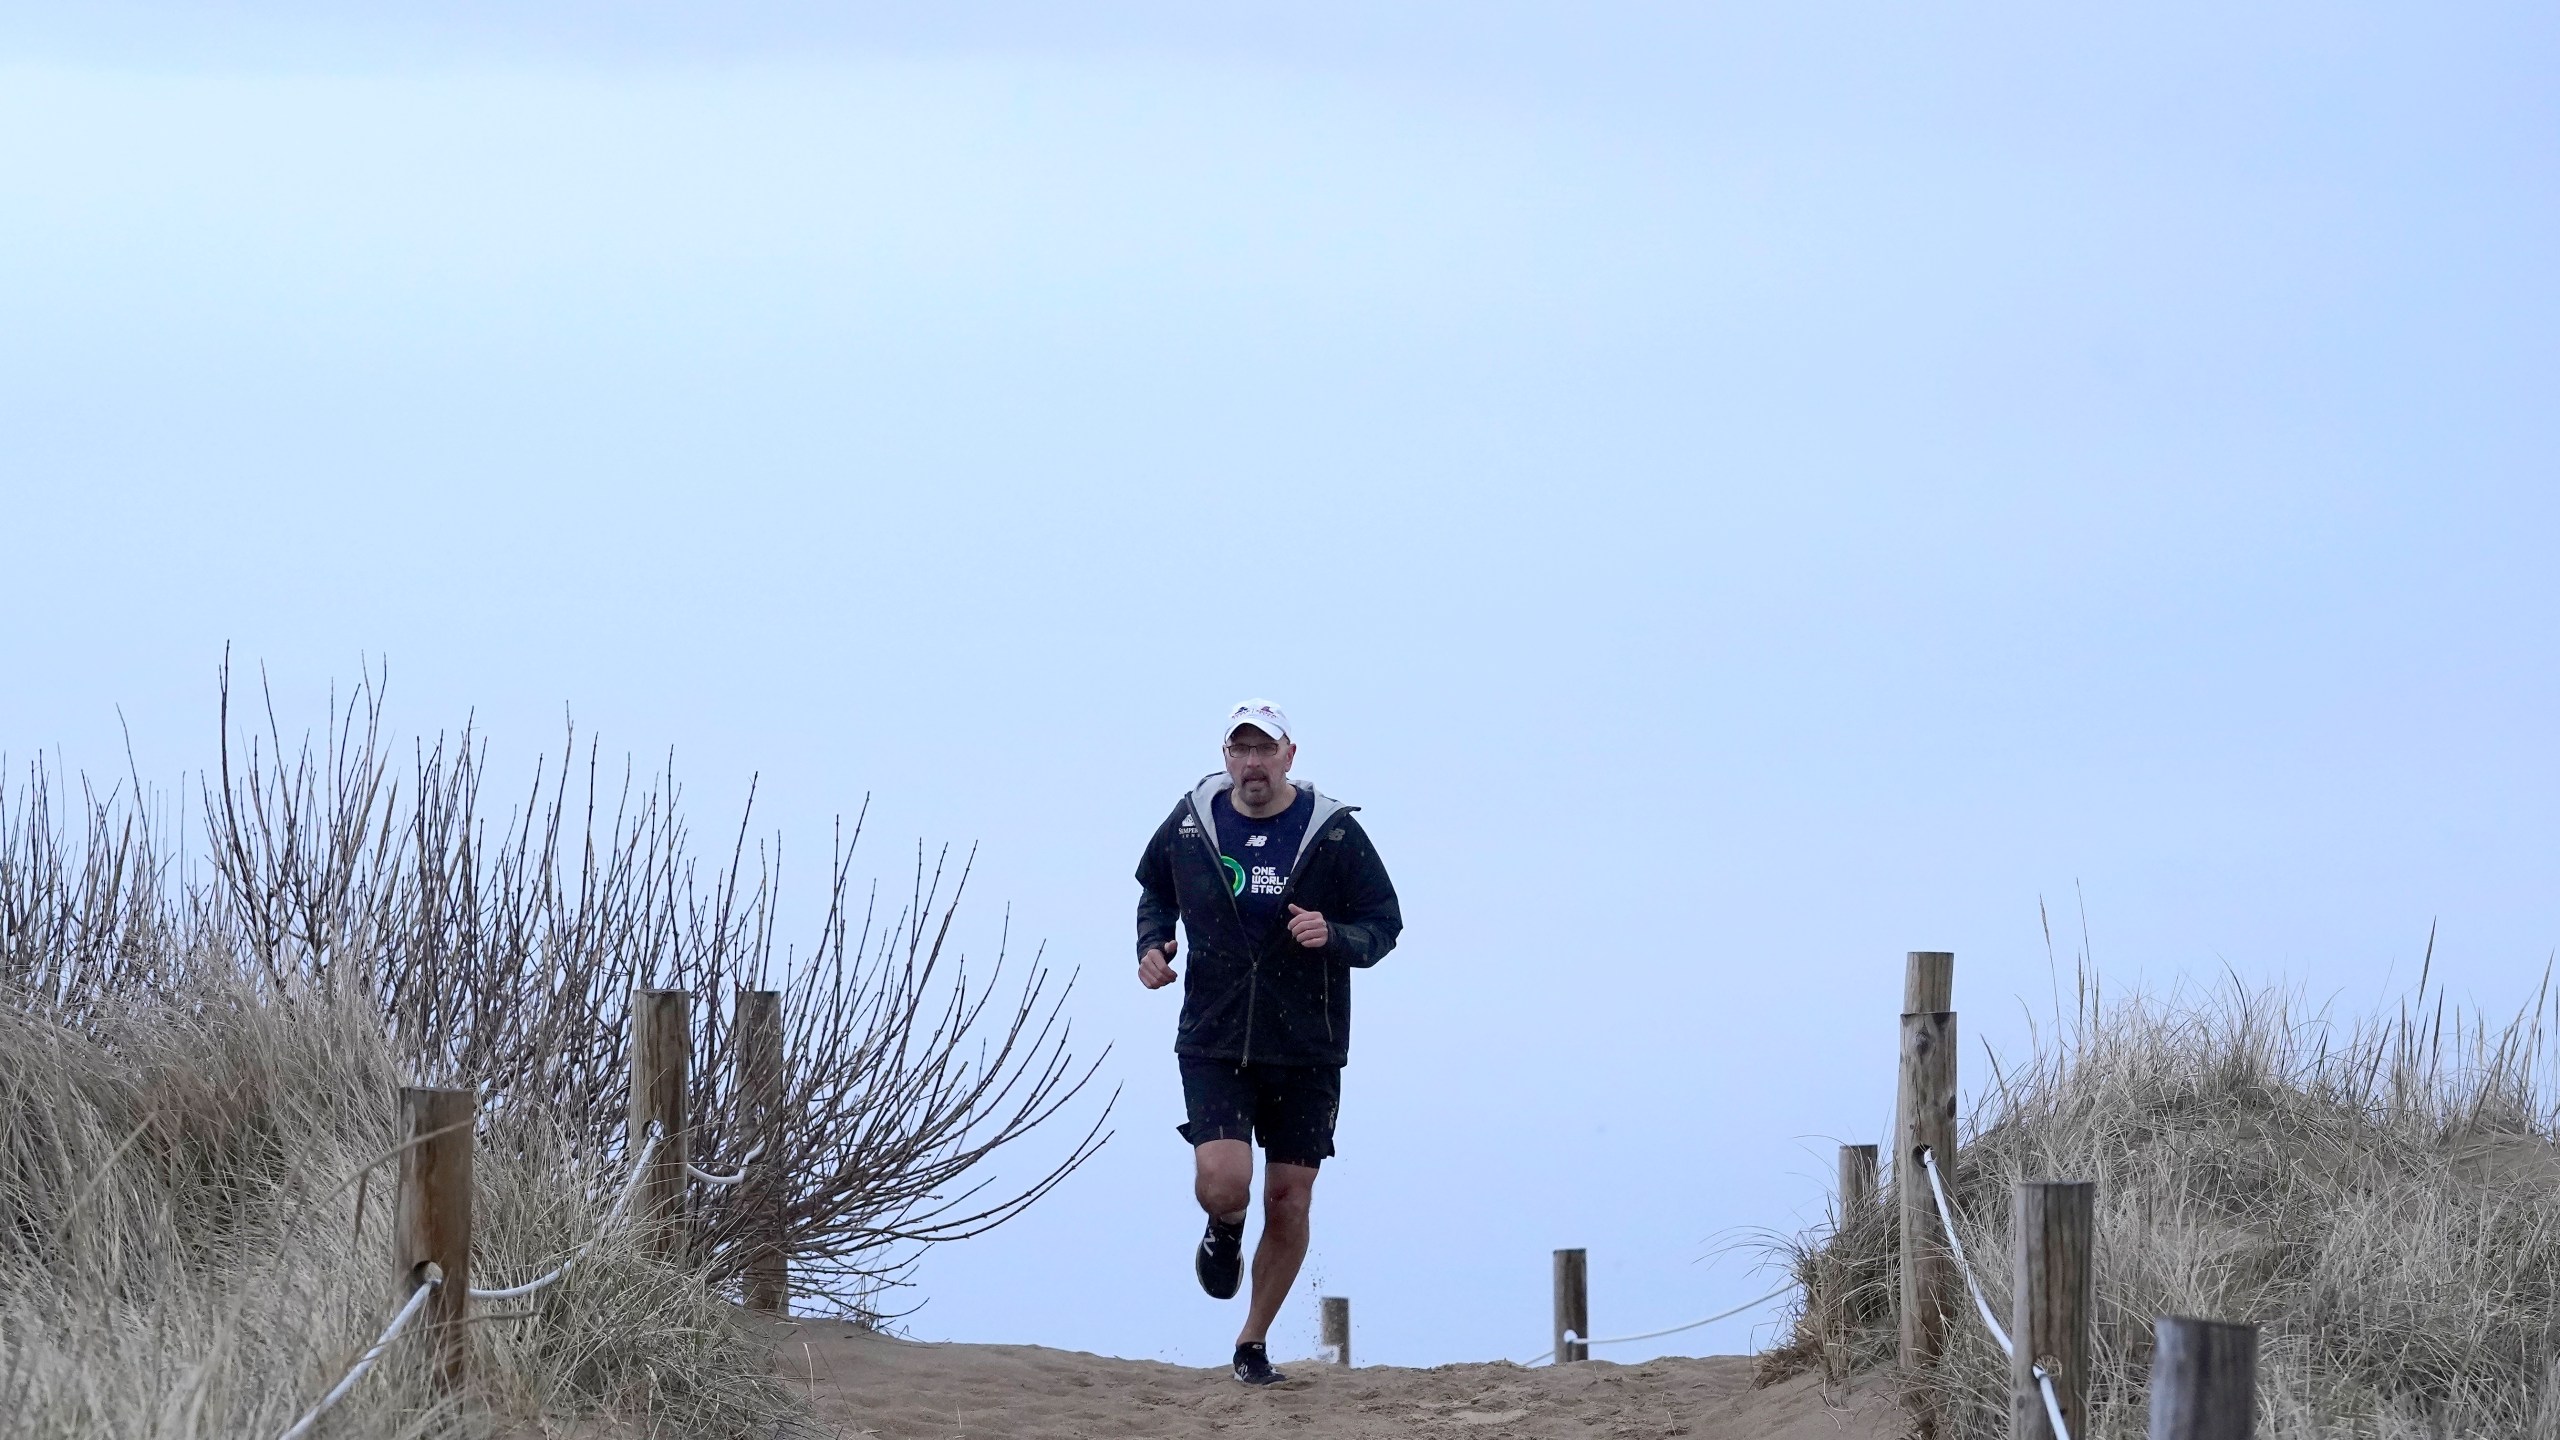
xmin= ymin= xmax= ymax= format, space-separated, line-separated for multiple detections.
xmin=3 ymin=663 xmax=1111 ymax=1317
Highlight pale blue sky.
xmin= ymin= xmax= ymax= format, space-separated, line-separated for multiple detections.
xmin=4 ymin=3 xmax=2555 ymax=1370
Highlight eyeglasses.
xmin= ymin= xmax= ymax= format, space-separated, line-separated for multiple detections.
xmin=1223 ymin=742 xmax=1283 ymax=761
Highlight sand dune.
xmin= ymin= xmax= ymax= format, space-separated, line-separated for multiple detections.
xmin=775 ymin=1319 xmax=1902 ymax=1440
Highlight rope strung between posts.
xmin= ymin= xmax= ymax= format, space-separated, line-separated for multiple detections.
xmin=1516 ymin=1283 xmax=1795 ymax=1367
xmin=468 ymin=1125 xmax=665 ymax=1301
xmin=1916 ymin=1146 xmax=2074 ymax=1440
xmin=273 ymin=1268 xmax=443 ymax=1440
xmin=274 ymin=1122 xmax=752 ymax=1437
xmin=274 ymin=1125 xmax=681 ymax=1438
xmin=685 ymin=1139 xmax=763 ymax=1188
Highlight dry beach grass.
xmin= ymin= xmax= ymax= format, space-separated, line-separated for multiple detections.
xmin=1772 ymin=958 xmax=2560 ymax=1439
xmin=0 ymin=974 xmax=797 ymax=1438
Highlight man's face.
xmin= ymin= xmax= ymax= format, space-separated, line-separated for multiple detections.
xmin=1223 ymin=725 xmax=1294 ymax=807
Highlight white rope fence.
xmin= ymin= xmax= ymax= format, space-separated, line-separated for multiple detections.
xmin=685 ymin=1140 xmax=763 ymax=1188
xmin=274 ymin=1267 xmax=444 ymax=1440
xmin=273 ymin=1121 xmax=760 ymax=1440
xmin=467 ymin=1126 xmax=666 ymax=1302
xmin=1517 ymin=1283 xmax=1795 ymax=1367
xmin=1918 ymin=1146 xmax=2074 ymax=1440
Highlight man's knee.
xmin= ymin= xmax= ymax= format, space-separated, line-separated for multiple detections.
xmin=1263 ymin=1163 xmax=1318 ymax=1223
xmin=1265 ymin=1188 xmax=1312 ymax=1226
xmin=1194 ymin=1140 xmax=1254 ymax=1216
xmin=1198 ymin=1174 xmax=1252 ymax=1216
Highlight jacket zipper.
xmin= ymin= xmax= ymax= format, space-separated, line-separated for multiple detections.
xmin=1188 ymin=797 xmax=1261 ymax=1065
xmin=1198 ymin=794 xmax=1359 ymax=1065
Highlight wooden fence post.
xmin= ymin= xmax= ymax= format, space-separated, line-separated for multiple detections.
xmin=630 ymin=987 xmax=691 ymax=1260
xmin=395 ymin=1086 xmax=474 ymax=1394
xmin=1322 ymin=1295 xmax=1352 ymax=1367
xmin=736 ymin=988 xmax=787 ymax=1314
xmin=1906 ymin=950 xmax=1955 ymax=1016
xmin=1553 ymin=1248 xmax=1589 ymax=1363
xmin=1898 ymin=998 xmax=1959 ymax=1436
xmin=2149 ymin=1317 xmax=2258 ymax=1440
xmin=1839 ymin=1143 xmax=1879 ymax=1222
xmin=2014 ymin=1181 xmax=2095 ymax=1440
xmin=1827 ymin=1141 xmax=1881 ymax=1381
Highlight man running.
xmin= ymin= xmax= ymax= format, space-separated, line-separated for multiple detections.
xmin=1134 ymin=699 xmax=1403 ymax=1387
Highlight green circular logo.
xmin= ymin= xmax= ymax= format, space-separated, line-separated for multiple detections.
xmin=1222 ymin=855 xmax=1246 ymax=897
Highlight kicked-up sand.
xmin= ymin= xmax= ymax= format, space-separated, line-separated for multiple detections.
xmin=775 ymin=1318 xmax=1904 ymax=1440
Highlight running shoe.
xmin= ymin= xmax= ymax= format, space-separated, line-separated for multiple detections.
xmin=1195 ymin=1215 xmax=1244 ymax=1299
xmin=1232 ymin=1341 xmax=1288 ymax=1387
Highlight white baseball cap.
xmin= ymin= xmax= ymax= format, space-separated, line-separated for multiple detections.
xmin=1221 ymin=699 xmax=1293 ymax=746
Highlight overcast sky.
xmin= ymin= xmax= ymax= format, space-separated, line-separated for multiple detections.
xmin=4 ymin=2 xmax=2556 ymax=1371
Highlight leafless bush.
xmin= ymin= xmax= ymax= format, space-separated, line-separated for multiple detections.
xmin=1770 ymin=948 xmax=2560 ymax=1438
xmin=1 ymin=658 xmax=1111 ymax=1316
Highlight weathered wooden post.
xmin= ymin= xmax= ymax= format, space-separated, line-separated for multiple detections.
xmin=737 ymin=988 xmax=787 ymax=1314
xmin=1898 ymin=951 xmax=1958 ymax=1438
xmin=2014 ymin=1181 xmax=2095 ymax=1440
xmin=1839 ymin=1143 xmax=1879 ymax=1222
xmin=395 ymin=1086 xmax=474 ymax=1393
xmin=630 ymin=987 xmax=691 ymax=1260
xmin=1826 ymin=1141 xmax=1881 ymax=1380
xmin=2150 ymin=1318 xmax=2258 ymax=1440
xmin=1906 ymin=949 xmax=1955 ymax=1014
xmin=1553 ymin=1248 xmax=1589 ymax=1363
xmin=1321 ymin=1295 xmax=1352 ymax=1366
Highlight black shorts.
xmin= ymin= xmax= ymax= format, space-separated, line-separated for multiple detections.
xmin=1176 ymin=1057 xmax=1341 ymax=1168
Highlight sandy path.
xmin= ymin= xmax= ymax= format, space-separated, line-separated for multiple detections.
xmin=774 ymin=1320 xmax=1902 ymax=1440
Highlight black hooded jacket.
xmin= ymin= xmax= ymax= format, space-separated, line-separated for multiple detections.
xmin=1134 ymin=774 xmax=1402 ymax=1067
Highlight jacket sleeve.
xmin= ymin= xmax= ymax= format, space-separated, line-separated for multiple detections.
xmin=1320 ymin=815 xmax=1402 ymax=969
xmin=1134 ymin=804 xmax=1184 ymax=957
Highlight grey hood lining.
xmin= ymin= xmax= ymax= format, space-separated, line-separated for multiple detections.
xmin=1186 ymin=772 xmax=1351 ymax=866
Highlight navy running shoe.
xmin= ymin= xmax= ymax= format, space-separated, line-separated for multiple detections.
xmin=1195 ymin=1215 xmax=1244 ymax=1300
xmin=1232 ymin=1341 xmax=1288 ymax=1387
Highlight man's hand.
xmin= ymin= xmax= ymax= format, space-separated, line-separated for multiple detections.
xmin=1286 ymin=904 xmax=1329 ymax=949
xmin=1138 ymin=938 xmax=1180 ymax=989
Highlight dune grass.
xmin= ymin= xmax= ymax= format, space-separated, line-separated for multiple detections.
xmin=0 ymin=972 xmax=802 ymax=1439
xmin=1770 ymin=961 xmax=2560 ymax=1438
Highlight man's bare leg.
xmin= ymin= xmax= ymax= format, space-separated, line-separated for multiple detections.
xmin=1194 ymin=1138 xmax=1253 ymax=1224
xmin=1237 ymin=1160 xmax=1318 ymax=1345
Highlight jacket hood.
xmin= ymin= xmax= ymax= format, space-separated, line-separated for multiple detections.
xmin=1186 ymin=772 xmax=1353 ymax=865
